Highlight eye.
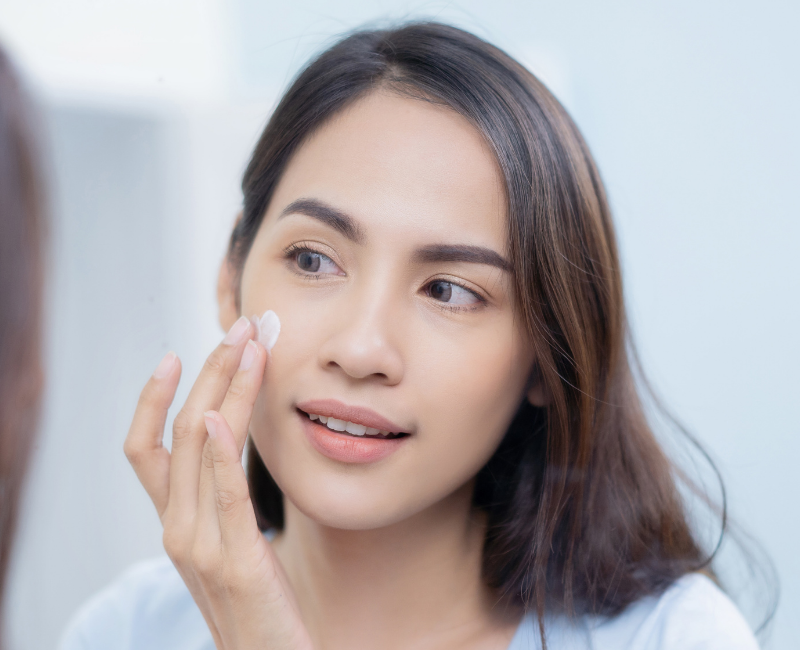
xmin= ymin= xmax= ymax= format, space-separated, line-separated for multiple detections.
xmin=286 ymin=244 xmax=343 ymax=276
xmin=425 ymin=280 xmax=483 ymax=308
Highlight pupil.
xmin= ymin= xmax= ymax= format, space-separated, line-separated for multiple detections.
xmin=298 ymin=251 xmax=320 ymax=272
xmin=431 ymin=281 xmax=452 ymax=302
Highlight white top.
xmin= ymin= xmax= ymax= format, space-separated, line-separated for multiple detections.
xmin=58 ymin=556 xmax=760 ymax=650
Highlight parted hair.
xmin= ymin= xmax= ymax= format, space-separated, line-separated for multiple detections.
xmin=228 ymin=21 xmax=729 ymax=640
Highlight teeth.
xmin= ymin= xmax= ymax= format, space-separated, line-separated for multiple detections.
xmin=326 ymin=417 xmax=346 ymax=431
xmin=345 ymin=422 xmax=367 ymax=436
xmin=307 ymin=413 xmax=395 ymax=438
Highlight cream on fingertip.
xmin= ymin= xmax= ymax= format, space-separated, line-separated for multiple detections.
xmin=253 ymin=309 xmax=281 ymax=351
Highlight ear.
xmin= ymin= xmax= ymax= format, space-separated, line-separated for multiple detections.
xmin=217 ymin=254 xmax=239 ymax=333
xmin=525 ymin=362 xmax=550 ymax=407
xmin=218 ymin=212 xmax=243 ymax=333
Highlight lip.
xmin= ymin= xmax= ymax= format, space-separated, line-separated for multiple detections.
xmin=295 ymin=399 xmax=411 ymax=464
xmin=295 ymin=398 xmax=409 ymax=434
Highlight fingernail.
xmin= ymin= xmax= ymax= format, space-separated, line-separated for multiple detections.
xmin=223 ymin=316 xmax=250 ymax=346
xmin=204 ymin=411 xmax=217 ymax=439
xmin=239 ymin=339 xmax=258 ymax=371
xmin=153 ymin=351 xmax=177 ymax=379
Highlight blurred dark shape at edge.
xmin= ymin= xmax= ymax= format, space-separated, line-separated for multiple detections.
xmin=0 ymin=43 xmax=47 ymax=645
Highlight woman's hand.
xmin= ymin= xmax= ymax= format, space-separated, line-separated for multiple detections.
xmin=124 ymin=316 xmax=313 ymax=650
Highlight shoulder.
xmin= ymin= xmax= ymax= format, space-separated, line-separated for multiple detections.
xmin=509 ymin=573 xmax=759 ymax=650
xmin=595 ymin=573 xmax=760 ymax=650
xmin=57 ymin=556 xmax=214 ymax=650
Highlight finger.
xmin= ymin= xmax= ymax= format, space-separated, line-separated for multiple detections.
xmin=194 ymin=437 xmax=223 ymax=560
xmin=205 ymin=411 xmax=263 ymax=555
xmin=124 ymin=351 xmax=181 ymax=517
xmin=219 ymin=339 xmax=268 ymax=453
xmin=195 ymin=339 xmax=266 ymax=539
xmin=166 ymin=316 xmax=253 ymax=520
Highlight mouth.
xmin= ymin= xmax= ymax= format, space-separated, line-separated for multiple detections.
xmin=295 ymin=399 xmax=411 ymax=464
xmin=297 ymin=408 xmax=408 ymax=440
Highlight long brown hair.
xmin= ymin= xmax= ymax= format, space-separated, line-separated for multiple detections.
xmin=228 ymin=21 xmax=771 ymax=642
xmin=0 ymin=44 xmax=45 ymax=634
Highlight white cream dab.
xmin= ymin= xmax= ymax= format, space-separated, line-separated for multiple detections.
xmin=251 ymin=310 xmax=280 ymax=351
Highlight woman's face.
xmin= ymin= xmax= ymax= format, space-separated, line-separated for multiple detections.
xmin=237 ymin=91 xmax=535 ymax=529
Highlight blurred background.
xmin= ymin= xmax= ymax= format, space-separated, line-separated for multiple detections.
xmin=0 ymin=0 xmax=797 ymax=648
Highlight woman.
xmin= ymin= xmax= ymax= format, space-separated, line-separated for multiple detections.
xmin=0 ymin=45 xmax=46 ymax=644
xmin=61 ymin=22 xmax=764 ymax=649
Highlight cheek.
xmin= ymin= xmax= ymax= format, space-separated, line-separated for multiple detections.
xmin=241 ymin=272 xmax=318 ymax=449
xmin=247 ymin=290 xmax=324 ymax=431
xmin=241 ymin=266 xmax=327 ymax=376
xmin=407 ymin=322 xmax=531 ymax=480
xmin=417 ymin=319 xmax=528 ymax=419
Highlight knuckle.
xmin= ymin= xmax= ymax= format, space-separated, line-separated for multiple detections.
xmin=171 ymin=410 xmax=194 ymax=443
xmin=203 ymin=348 xmax=228 ymax=376
xmin=225 ymin=379 xmax=248 ymax=401
xmin=122 ymin=439 xmax=142 ymax=464
xmin=215 ymin=486 xmax=245 ymax=515
xmin=162 ymin=527 xmax=189 ymax=561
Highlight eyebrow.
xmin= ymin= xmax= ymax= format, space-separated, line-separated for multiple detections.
xmin=279 ymin=197 xmax=511 ymax=273
xmin=279 ymin=198 xmax=366 ymax=244
xmin=411 ymin=244 xmax=511 ymax=272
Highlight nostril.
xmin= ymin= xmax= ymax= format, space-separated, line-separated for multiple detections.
xmin=325 ymin=362 xmax=390 ymax=383
xmin=317 ymin=330 xmax=403 ymax=384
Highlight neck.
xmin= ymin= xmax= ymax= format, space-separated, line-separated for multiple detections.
xmin=271 ymin=482 xmax=520 ymax=650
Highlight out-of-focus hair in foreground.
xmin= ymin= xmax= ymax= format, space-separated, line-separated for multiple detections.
xmin=0 ymin=44 xmax=46 ymax=641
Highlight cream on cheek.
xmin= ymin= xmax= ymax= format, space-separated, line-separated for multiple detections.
xmin=251 ymin=309 xmax=281 ymax=351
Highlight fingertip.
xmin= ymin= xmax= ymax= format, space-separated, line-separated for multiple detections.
xmin=153 ymin=351 xmax=178 ymax=379
xmin=204 ymin=411 xmax=236 ymax=450
xmin=204 ymin=410 xmax=219 ymax=439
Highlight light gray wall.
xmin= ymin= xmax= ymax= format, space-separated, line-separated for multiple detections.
xmin=5 ymin=99 xmax=270 ymax=649
xmin=5 ymin=105 xmax=171 ymax=645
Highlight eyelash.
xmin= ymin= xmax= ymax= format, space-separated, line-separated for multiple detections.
xmin=282 ymin=243 xmax=487 ymax=313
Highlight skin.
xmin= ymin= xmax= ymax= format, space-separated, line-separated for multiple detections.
xmin=127 ymin=90 xmax=546 ymax=650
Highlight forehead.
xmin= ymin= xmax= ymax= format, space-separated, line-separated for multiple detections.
xmin=268 ymin=90 xmax=507 ymax=249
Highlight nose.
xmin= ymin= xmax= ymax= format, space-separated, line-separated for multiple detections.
xmin=316 ymin=279 xmax=404 ymax=386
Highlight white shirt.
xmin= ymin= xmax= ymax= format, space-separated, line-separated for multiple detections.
xmin=58 ymin=556 xmax=759 ymax=650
